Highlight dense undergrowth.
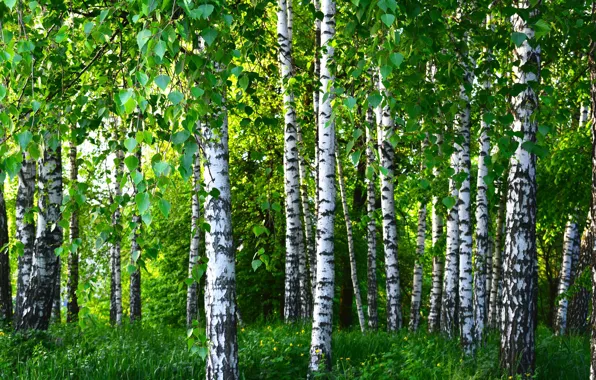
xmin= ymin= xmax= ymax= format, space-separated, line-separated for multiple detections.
xmin=0 ymin=323 xmax=588 ymax=379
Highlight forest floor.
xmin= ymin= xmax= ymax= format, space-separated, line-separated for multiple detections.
xmin=0 ymin=322 xmax=588 ymax=379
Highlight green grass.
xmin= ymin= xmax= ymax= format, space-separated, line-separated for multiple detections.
xmin=0 ymin=323 xmax=589 ymax=379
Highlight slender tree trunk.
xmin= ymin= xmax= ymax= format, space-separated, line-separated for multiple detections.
xmin=129 ymin=146 xmax=142 ymax=323
xmin=569 ymin=214 xmax=592 ymax=334
xmin=297 ymin=125 xmax=314 ymax=319
xmin=52 ymin=264 xmax=61 ymax=323
xmin=428 ymin=135 xmax=444 ymax=333
xmin=17 ymin=139 xmax=63 ymax=331
xmin=187 ymin=153 xmax=201 ymax=328
xmin=488 ymin=181 xmax=506 ymax=329
xmin=473 ymin=99 xmax=491 ymax=342
xmin=110 ymin=125 xmax=124 ymax=326
xmin=15 ymin=155 xmax=36 ymax=327
xmin=203 ymin=102 xmax=238 ymax=380
xmin=377 ymin=72 xmax=402 ymax=332
xmin=441 ymin=149 xmax=459 ymax=338
xmin=457 ymin=70 xmax=474 ymax=353
xmin=66 ymin=144 xmax=79 ymax=322
xmin=278 ymin=0 xmax=305 ymax=322
xmin=336 ymin=153 xmax=365 ymax=332
xmin=309 ymin=0 xmax=336 ymax=370
xmin=365 ymin=106 xmax=378 ymax=330
xmin=0 ymin=178 xmax=11 ymax=323
xmin=556 ymin=218 xmax=579 ymax=335
xmin=588 ymin=15 xmax=596 ymax=377
xmin=500 ymin=3 xmax=540 ymax=374
xmin=409 ymin=203 xmax=426 ymax=331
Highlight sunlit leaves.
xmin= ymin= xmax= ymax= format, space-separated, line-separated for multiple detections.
xmin=511 ymin=32 xmax=527 ymax=47
xmin=155 ymin=75 xmax=170 ymax=91
xmin=137 ymin=29 xmax=152 ymax=50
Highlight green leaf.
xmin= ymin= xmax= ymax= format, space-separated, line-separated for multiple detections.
xmin=534 ymin=19 xmax=551 ymax=39
xmin=538 ymin=125 xmax=550 ymax=136
xmin=155 ymin=75 xmax=170 ymax=91
xmin=16 ymin=131 xmax=33 ymax=150
xmin=239 ymin=75 xmax=249 ymax=91
xmin=153 ymin=161 xmax=169 ymax=176
xmin=136 ymin=72 xmax=149 ymax=87
xmin=137 ymin=29 xmax=152 ymax=50
xmin=172 ymin=130 xmax=190 ymax=145
xmin=191 ymin=87 xmax=205 ymax=98
xmin=119 ymin=89 xmax=133 ymax=105
xmin=0 ymin=85 xmax=6 ymax=101
xmin=124 ymin=138 xmax=137 ymax=152
xmin=168 ymin=91 xmax=184 ymax=105
xmin=442 ymin=196 xmax=456 ymax=209
xmin=253 ymin=225 xmax=268 ymax=237
xmin=511 ymin=32 xmax=527 ymax=47
xmin=198 ymin=4 xmax=214 ymax=19
xmin=252 ymin=259 xmax=263 ymax=271
xmin=202 ymin=28 xmax=218 ymax=46
xmin=389 ymin=52 xmax=404 ymax=68
xmin=350 ymin=150 xmax=362 ymax=166
xmin=154 ymin=40 xmax=166 ymax=59
xmin=381 ymin=14 xmax=395 ymax=27
xmin=135 ymin=192 xmax=150 ymax=214
xmin=344 ymin=96 xmax=356 ymax=109
xmin=4 ymin=0 xmax=17 ymax=10
xmin=158 ymin=199 xmax=171 ymax=217
xmin=84 ymin=22 xmax=95 ymax=35
xmin=124 ymin=155 xmax=139 ymax=171
xmin=367 ymin=92 xmax=382 ymax=108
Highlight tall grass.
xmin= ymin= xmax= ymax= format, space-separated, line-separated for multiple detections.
xmin=0 ymin=323 xmax=589 ymax=379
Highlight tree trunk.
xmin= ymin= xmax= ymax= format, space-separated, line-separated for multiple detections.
xmin=488 ymin=180 xmax=506 ymax=329
xmin=278 ymin=0 xmax=305 ymax=322
xmin=500 ymin=3 xmax=540 ymax=375
xmin=336 ymin=153 xmax=366 ymax=332
xmin=555 ymin=218 xmax=579 ymax=335
xmin=365 ymin=106 xmax=378 ymax=331
xmin=17 ymin=139 xmax=63 ymax=331
xmin=309 ymin=0 xmax=336 ymax=370
xmin=457 ymin=72 xmax=474 ymax=353
xmin=569 ymin=212 xmax=592 ymax=334
xmin=203 ymin=104 xmax=238 ymax=380
xmin=0 ymin=178 xmax=11 ymax=323
xmin=428 ymin=135 xmax=444 ymax=334
xmin=473 ymin=99 xmax=491 ymax=342
xmin=110 ymin=125 xmax=124 ymax=326
xmin=66 ymin=144 xmax=79 ymax=323
xmin=129 ymin=146 xmax=142 ymax=324
xmin=590 ymin=20 xmax=596 ymax=377
xmin=409 ymin=203 xmax=426 ymax=332
xmin=377 ymin=72 xmax=402 ymax=332
xmin=15 ymin=155 xmax=36 ymax=327
xmin=441 ymin=149 xmax=459 ymax=338
xmin=187 ymin=153 xmax=201 ymax=328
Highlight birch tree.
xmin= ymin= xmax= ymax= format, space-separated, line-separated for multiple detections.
xmin=15 ymin=156 xmax=36 ymax=326
xmin=110 ymin=126 xmax=124 ymax=326
xmin=66 ymin=144 xmax=79 ymax=322
xmin=336 ymin=153 xmax=365 ymax=332
xmin=278 ymin=0 xmax=305 ymax=322
xmin=0 ymin=178 xmax=10 ymax=323
xmin=569 ymin=213 xmax=592 ymax=334
xmin=187 ymin=153 xmax=201 ymax=327
xmin=17 ymin=137 xmax=63 ymax=331
xmin=409 ymin=203 xmax=426 ymax=332
xmin=555 ymin=217 xmax=580 ymax=335
xmin=428 ymin=135 xmax=444 ymax=333
xmin=129 ymin=144 xmax=142 ymax=323
xmin=377 ymin=72 xmax=402 ymax=332
xmin=365 ymin=106 xmax=378 ymax=330
xmin=309 ymin=0 xmax=336 ymax=369
xmin=488 ymin=180 xmax=506 ymax=329
xmin=500 ymin=3 xmax=540 ymax=374
xmin=202 ymin=103 xmax=238 ymax=380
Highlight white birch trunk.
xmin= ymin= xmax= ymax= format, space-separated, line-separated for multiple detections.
xmin=309 ymin=0 xmax=336 ymax=369
xmin=488 ymin=181 xmax=506 ymax=329
xmin=66 ymin=144 xmax=79 ymax=323
xmin=377 ymin=72 xmax=402 ymax=331
xmin=336 ymin=153 xmax=365 ymax=332
xmin=473 ymin=92 xmax=491 ymax=343
xmin=555 ymin=218 xmax=579 ymax=335
xmin=187 ymin=153 xmax=201 ymax=328
xmin=278 ymin=0 xmax=305 ymax=322
xmin=365 ymin=106 xmax=378 ymax=330
xmin=500 ymin=3 xmax=540 ymax=374
xmin=441 ymin=147 xmax=459 ymax=338
xmin=15 ymin=155 xmax=36 ymax=326
xmin=18 ymin=139 xmax=63 ymax=331
xmin=203 ymin=106 xmax=238 ymax=380
xmin=110 ymin=126 xmax=124 ymax=326
xmin=129 ymin=146 xmax=142 ymax=323
xmin=409 ymin=203 xmax=426 ymax=331
xmin=428 ymin=135 xmax=444 ymax=333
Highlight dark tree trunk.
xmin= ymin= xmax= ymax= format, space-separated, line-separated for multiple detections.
xmin=0 ymin=179 xmax=12 ymax=323
xmin=66 ymin=144 xmax=79 ymax=322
